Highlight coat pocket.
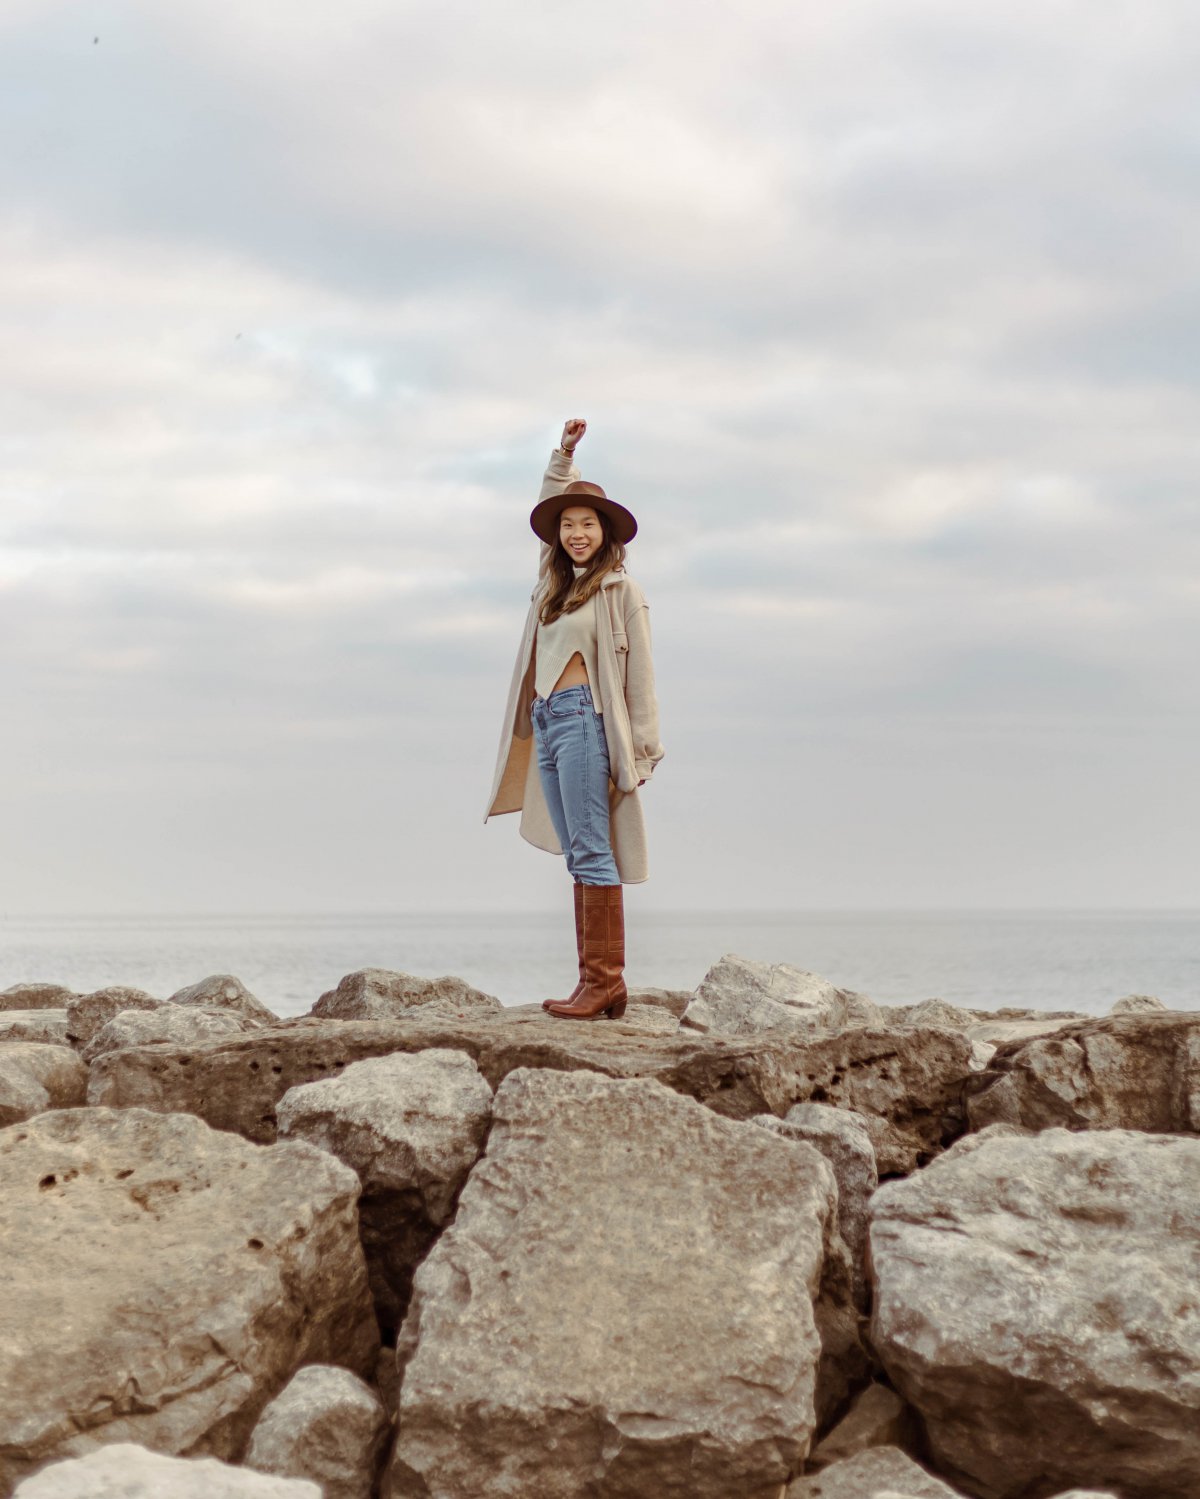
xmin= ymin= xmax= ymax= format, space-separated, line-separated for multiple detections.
xmin=612 ymin=630 xmax=629 ymax=689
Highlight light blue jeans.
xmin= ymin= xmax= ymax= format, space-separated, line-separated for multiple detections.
xmin=531 ymin=683 xmax=620 ymax=886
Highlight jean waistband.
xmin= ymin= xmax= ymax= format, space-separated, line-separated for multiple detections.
xmin=532 ymin=683 xmax=594 ymax=708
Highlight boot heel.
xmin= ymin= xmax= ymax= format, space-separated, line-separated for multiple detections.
xmin=604 ymin=998 xmax=627 ymax=1020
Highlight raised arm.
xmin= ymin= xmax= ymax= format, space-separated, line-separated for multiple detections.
xmin=535 ymin=419 xmax=587 ymax=584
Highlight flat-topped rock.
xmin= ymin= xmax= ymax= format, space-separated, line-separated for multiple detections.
xmin=65 ymin=986 xmax=162 ymax=1048
xmin=88 ymin=1012 xmax=974 ymax=1171
xmin=0 ymin=1010 xmax=69 ymax=1047
xmin=870 ymin=1127 xmax=1200 ymax=1499
xmin=83 ymin=1004 xmax=249 ymax=1063
xmin=966 ymin=1012 xmax=1200 ymax=1133
xmin=389 ymin=1068 xmax=838 ymax=1498
xmin=0 ymin=984 xmax=76 ymax=1013
xmin=0 ymin=1107 xmax=378 ymax=1493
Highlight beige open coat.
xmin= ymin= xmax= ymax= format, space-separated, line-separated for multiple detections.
xmin=483 ymin=448 xmax=665 ymax=883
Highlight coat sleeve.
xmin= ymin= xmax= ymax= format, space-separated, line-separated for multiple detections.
xmin=533 ymin=448 xmax=580 ymax=591
xmin=623 ymin=596 xmax=665 ymax=781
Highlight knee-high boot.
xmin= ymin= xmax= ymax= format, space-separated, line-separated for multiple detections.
xmin=545 ymin=883 xmax=627 ymax=1021
xmin=542 ymin=882 xmax=585 ymax=1012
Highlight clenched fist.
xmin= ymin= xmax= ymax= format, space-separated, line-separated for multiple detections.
xmin=560 ymin=418 xmax=587 ymax=453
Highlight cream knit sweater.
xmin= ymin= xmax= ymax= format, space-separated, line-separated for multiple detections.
xmin=533 ymin=566 xmax=601 ymax=706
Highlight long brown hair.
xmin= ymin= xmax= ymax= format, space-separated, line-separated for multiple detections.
xmin=538 ymin=508 xmax=627 ymax=625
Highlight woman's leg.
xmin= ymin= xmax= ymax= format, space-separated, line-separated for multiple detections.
xmin=544 ymin=687 xmax=620 ymax=887
xmin=532 ymin=698 xmax=576 ymax=879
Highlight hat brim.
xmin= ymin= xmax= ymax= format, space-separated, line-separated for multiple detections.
xmin=529 ymin=490 xmax=638 ymax=546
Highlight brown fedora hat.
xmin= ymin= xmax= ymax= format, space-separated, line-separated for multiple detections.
xmin=529 ymin=481 xmax=638 ymax=546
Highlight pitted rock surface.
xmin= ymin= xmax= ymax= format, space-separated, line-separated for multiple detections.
xmin=870 ymin=1127 xmax=1200 ymax=1499
xmin=389 ymin=1068 xmax=838 ymax=1499
xmin=0 ymin=1107 xmax=378 ymax=1494
xmin=86 ymin=1011 xmax=972 ymax=1171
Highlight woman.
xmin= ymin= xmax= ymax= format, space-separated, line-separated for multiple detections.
xmin=484 ymin=418 xmax=664 ymax=1020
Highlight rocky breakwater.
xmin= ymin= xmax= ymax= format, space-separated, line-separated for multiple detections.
xmin=2 ymin=954 xmax=1196 ymax=1498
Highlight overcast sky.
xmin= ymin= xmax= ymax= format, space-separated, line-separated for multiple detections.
xmin=1 ymin=0 xmax=1197 ymax=915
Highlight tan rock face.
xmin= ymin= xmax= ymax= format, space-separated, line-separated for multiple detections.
xmin=245 ymin=1366 xmax=390 ymax=1499
xmin=87 ymin=1012 xmax=973 ymax=1172
xmin=0 ymin=984 xmax=76 ymax=1013
xmin=311 ymin=968 xmax=500 ymax=1021
xmin=682 ymin=953 xmax=883 ymax=1036
xmin=83 ymin=1005 xmax=248 ymax=1063
xmin=389 ymin=1068 xmax=838 ymax=1499
xmin=12 ymin=1443 xmax=321 ymax=1497
xmin=806 ymin=1383 xmax=920 ymax=1472
xmin=169 ymin=974 xmax=279 ymax=1026
xmin=277 ymin=1049 xmax=493 ymax=1331
xmin=966 ymin=1012 xmax=1200 ymax=1133
xmin=64 ymin=986 xmax=161 ymax=1048
xmin=869 ymin=1128 xmax=1200 ymax=1499
xmin=787 ymin=1446 xmax=963 ymax=1498
xmin=0 ymin=1045 xmax=88 ymax=1126
xmin=0 ymin=1107 xmax=379 ymax=1495
xmin=0 ymin=1010 xmax=69 ymax=1046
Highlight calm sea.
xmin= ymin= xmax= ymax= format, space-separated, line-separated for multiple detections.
xmin=0 ymin=909 xmax=1196 ymax=1019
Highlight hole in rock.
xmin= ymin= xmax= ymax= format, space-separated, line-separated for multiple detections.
xmin=247 ymin=1238 xmax=264 ymax=1250
xmin=38 ymin=1174 xmax=56 ymax=1189
xmin=115 ymin=1169 xmax=134 ymax=1180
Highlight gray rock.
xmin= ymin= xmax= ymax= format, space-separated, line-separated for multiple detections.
xmin=965 ymin=1014 xmax=1088 ymax=1047
xmin=0 ymin=1045 xmax=88 ymax=1126
xmin=0 ymin=1107 xmax=378 ymax=1492
xmin=170 ymin=973 xmax=279 ymax=1025
xmin=278 ymin=1049 xmax=493 ymax=1331
xmin=870 ymin=1128 xmax=1200 ymax=1499
xmin=966 ymin=1012 xmax=1200 ymax=1133
xmin=12 ymin=1443 xmax=321 ymax=1497
xmin=83 ymin=1004 xmax=248 ymax=1064
xmin=683 ymin=953 xmax=883 ymax=1036
xmin=753 ymin=1102 xmax=878 ymax=1301
xmin=245 ymin=1365 xmax=390 ymax=1499
xmin=0 ymin=983 xmax=76 ymax=1013
xmin=1109 ymin=993 xmax=1166 ymax=1015
xmin=65 ymin=986 xmax=162 ymax=1048
xmin=806 ymin=1383 xmax=921 ymax=1471
xmin=86 ymin=1012 xmax=974 ymax=1173
xmin=311 ymin=968 xmax=500 ymax=1021
xmin=787 ymin=1446 xmax=963 ymax=1498
xmin=388 ymin=1068 xmax=838 ymax=1498
xmin=896 ymin=998 xmax=975 ymax=1032
xmin=0 ymin=1010 xmax=70 ymax=1047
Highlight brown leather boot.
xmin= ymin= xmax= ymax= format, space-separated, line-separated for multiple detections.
xmin=545 ymin=883 xmax=628 ymax=1021
xmin=542 ymin=882 xmax=585 ymax=1012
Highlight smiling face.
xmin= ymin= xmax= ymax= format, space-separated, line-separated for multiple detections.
xmin=558 ymin=505 xmax=604 ymax=566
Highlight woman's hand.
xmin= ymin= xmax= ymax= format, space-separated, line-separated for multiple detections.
xmin=561 ymin=418 xmax=587 ymax=454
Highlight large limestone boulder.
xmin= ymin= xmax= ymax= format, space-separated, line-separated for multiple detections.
xmin=170 ymin=973 xmax=279 ymax=1025
xmin=787 ymin=1446 xmax=962 ymax=1497
xmin=0 ymin=983 xmax=76 ymax=1013
xmin=311 ymin=968 xmax=500 ymax=1021
xmin=0 ymin=1107 xmax=378 ymax=1494
xmin=83 ymin=1004 xmax=248 ymax=1064
xmin=0 ymin=1045 xmax=87 ymax=1126
xmin=754 ymin=1102 xmax=878 ymax=1301
xmin=0 ymin=1011 xmax=69 ymax=1047
xmin=869 ymin=1128 xmax=1200 ymax=1499
xmin=683 ymin=953 xmax=883 ymax=1036
xmin=966 ymin=1012 xmax=1200 ymax=1133
xmin=64 ymin=985 xmax=161 ymax=1048
xmin=88 ymin=1012 xmax=972 ymax=1172
xmin=388 ymin=1068 xmax=839 ymax=1498
xmin=245 ymin=1365 xmax=390 ymax=1499
xmin=277 ymin=1049 xmax=493 ymax=1330
xmin=12 ymin=1444 xmax=320 ymax=1497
